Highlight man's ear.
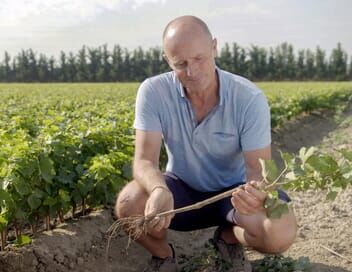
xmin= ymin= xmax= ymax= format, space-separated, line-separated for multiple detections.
xmin=162 ymin=53 xmax=169 ymax=64
xmin=162 ymin=53 xmax=173 ymax=69
xmin=212 ymin=38 xmax=218 ymax=57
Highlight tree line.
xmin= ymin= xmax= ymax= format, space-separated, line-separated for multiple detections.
xmin=0 ymin=42 xmax=351 ymax=82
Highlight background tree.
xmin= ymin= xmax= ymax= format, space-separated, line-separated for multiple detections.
xmin=0 ymin=43 xmax=350 ymax=82
xmin=296 ymin=50 xmax=305 ymax=80
xmin=329 ymin=42 xmax=348 ymax=81
xmin=315 ymin=46 xmax=327 ymax=80
xmin=110 ymin=45 xmax=123 ymax=82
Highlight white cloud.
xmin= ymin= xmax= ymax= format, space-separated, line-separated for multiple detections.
xmin=132 ymin=0 xmax=166 ymax=9
xmin=0 ymin=0 xmax=167 ymax=26
xmin=209 ymin=2 xmax=271 ymax=18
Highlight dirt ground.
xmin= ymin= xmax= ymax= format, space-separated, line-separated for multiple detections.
xmin=1 ymin=106 xmax=351 ymax=272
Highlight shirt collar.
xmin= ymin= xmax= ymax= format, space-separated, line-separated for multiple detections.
xmin=174 ymin=66 xmax=225 ymax=106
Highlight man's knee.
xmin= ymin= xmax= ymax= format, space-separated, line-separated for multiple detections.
xmin=260 ymin=210 xmax=297 ymax=254
xmin=115 ymin=180 xmax=148 ymax=219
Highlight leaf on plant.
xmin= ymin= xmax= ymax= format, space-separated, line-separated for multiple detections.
xmin=14 ymin=234 xmax=32 ymax=247
xmin=39 ymin=154 xmax=55 ymax=183
xmin=260 ymin=159 xmax=279 ymax=183
xmin=0 ymin=189 xmax=13 ymax=207
xmin=27 ymin=194 xmax=42 ymax=210
xmin=43 ymin=196 xmax=57 ymax=206
xmin=294 ymin=256 xmax=311 ymax=271
xmin=13 ymin=177 xmax=31 ymax=196
xmin=325 ymin=190 xmax=338 ymax=201
xmin=299 ymin=146 xmax=317 ymax=165
xmin=0 ymin=215 xmax=8 ymax=230
xmin=339 ymin=149 xmax=352 ymax=162
xmin=264 ymin=192 xmax=289 ymax=219
xmin=280 ymin=151 xmax=295 ymax=169
xmin=307 ymin=154 xmax=338 ymax=175
xmin=59 ymin=189 xmax=70 ymax=203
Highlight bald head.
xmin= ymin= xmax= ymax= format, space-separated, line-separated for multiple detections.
xmin=162 ymin=15 xmax=213 ymax=47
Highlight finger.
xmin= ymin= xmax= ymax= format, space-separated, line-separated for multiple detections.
xmin=231 ymin=187 xmax=243 ymax=198
xmin=249 ymin=180 xmax=265 ymax=190
xmin=244 ymin=184 xmax=267 ymax=202
xmin=164 ymin=215 xmax=172 ymax=229
xmin=147 ymin=216 xmax=160 ymax=229
xmin=154 ymin=216 xmax=166 ymax=232
xmin=235 ymin=189 xmax=262 ymax=210
xmin=231 ymin=195 xmax=255 ymax=215
xmin=144 ymin=199 xmax=158 ymax=218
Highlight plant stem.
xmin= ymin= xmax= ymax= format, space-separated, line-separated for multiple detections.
xmin=45 ymin=215 xmax=51 ymax=231
xmin=1 ymin=230 xmax=5 ymax=251
xmin=14 ymin=221 xmax=19 ymax=240
xmin=155 ymin=187 xmax=238 ymax=218
xmin=153 ymin=175 xmax=287 ymax=220
xmin=72 ymin=203 xmax=76 ymax=218
xmin=82 ymin=198 xmax=86 ymax=216
xmin=58 ymin=210 xmax=64 ymax=223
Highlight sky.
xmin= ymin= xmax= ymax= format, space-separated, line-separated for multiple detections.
xmin=0 ymin=0 xmax=351 ymax=59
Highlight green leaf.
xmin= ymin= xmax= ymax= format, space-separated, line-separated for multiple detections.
xmin=0 ymin=215 xmax=8 ymax=231
xmin=27 ymin=194 xmax=42 ymax=210
xmin=299 ymin=146 xmax=317 ymax=164
xmin=307 ymin=155 xmax=338 ymax=175
xmin=260 ymin=159 xmax=279 ymax=183
xmin=43 ymin=196 xmax=57 ymax=206
xmin=264 ymin=192 xmax=289 ymax=219
xmin=325 ymin=191 xmax=338 ymax=201
xmin=294 ymin=256 xmax=311 ymax=271
xmin=14 ymin=234 xmax=32 ymax=247
xmin=339 ymin=149 xmax=352 ymax=162
xmin=267 ymin=202 xmax=289 ymax=219
xmin=0 ymin=189 xmax=12 ymax=206
xmin=13 ymin=177 xmax=31 ymax=196
xmin=33 ymin=189 xmax=45 ymax=198
xmin=39 ymin=154 xmax=55 ymax=183
xmin=280 ymin=151 xmax=295 ymax=169
xmin=59 ymin=190 xmax=70 ymax=203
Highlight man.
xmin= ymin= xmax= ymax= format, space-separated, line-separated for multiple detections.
xmin=115 ymin=15 xmax=297 ymax=272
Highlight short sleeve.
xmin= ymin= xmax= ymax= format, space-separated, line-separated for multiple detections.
xmin=133 ymin=79 xmax=162 ymax=132
xmin=240 ymin=93 xmax=271 ymax=151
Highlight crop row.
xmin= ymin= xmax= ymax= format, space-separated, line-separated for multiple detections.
xmin=0 ymin=82 xmax=351 ymax=250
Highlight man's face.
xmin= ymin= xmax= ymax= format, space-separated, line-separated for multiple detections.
xmin=164 ymin=32 xmax=217 ymax=93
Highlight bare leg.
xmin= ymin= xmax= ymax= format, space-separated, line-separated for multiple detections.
xmin=115 ymin=180 xmax=173 ymax=258
xmin=222 ymin=209 xmax=297 ymax=254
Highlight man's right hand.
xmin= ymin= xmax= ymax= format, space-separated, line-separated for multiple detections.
xmin=144 ymin=186 xmax=174 ymax=232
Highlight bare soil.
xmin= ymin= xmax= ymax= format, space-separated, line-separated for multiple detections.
xmin=1 ymin=106 xmax=351 ymax=272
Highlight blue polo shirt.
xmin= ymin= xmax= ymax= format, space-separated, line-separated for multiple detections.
xmin=133 ymin=67 xmax=271 ymax=192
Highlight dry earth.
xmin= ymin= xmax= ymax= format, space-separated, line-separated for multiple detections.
xmin=1 ymin=106 xmax=351 ymax=272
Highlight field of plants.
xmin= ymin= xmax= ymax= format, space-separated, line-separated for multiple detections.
xmin=0 ymin=82 xmax=352 ymax=271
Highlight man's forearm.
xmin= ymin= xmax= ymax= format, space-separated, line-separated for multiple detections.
xmin=246 ymin=167 xmax=264 ymax=183
xmin=133 ymin=159 xmax=168 ymax=194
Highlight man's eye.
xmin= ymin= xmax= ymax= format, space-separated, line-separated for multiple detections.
xmin=175 ymin=62 xmax=186 ymax=69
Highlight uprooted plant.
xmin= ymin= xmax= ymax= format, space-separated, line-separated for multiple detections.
xmin=106 ymin=147 xmax=352 ymax=252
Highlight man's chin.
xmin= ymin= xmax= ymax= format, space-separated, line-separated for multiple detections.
xmin=185 ymin=82 xmax=203 ymax=91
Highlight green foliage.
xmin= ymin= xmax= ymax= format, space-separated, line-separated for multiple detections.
xmin=260 ymin=145 xmax=352 ymax=218
xmin=0 ymin=82 xmax=351 ymax=246
xmin=254 ymin=255 xmax=311 ymax=272
xmin=14 ymin=234 xmax=32 ymax=247
xmin=0 ymin=84 xmax=136 ymax=240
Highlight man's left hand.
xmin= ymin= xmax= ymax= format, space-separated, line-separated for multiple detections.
xmin=231 ymin=181 xmax=267 ymax=216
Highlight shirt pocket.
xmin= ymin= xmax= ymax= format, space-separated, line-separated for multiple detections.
xmin=207 ymin=131 xmax=239 ymax=161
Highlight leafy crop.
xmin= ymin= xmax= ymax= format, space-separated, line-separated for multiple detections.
xmin=261 ymin=147 xmax=352 ymax=219
xmin=0 ymin=82 xmax=351 ymax=250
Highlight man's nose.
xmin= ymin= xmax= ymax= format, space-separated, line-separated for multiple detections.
xmin=186 ymin=62 xmax=196 ymax=77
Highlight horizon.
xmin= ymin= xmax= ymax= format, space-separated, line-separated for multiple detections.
xmin=0 ymin=0 xmax=351 ymax=59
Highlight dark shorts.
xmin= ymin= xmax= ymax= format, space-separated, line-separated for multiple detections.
xmin=163 ymin=172 xmax=291 ymax=231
